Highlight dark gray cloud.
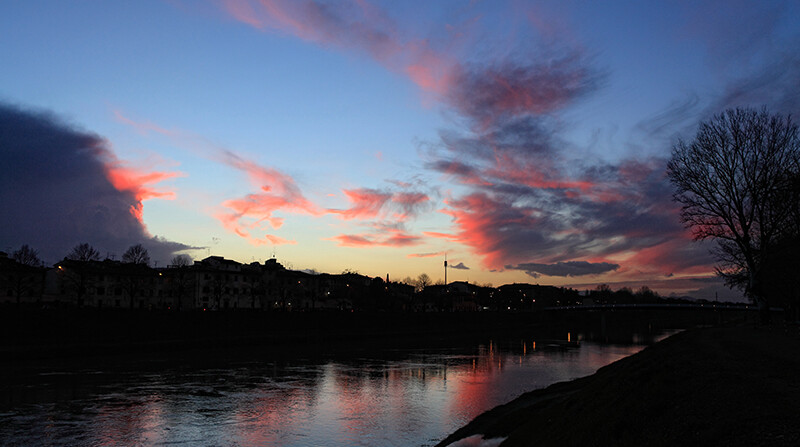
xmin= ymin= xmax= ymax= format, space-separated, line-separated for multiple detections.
xmin=0 ymin=102 xmax=196 ymax=265
xmin=507 ymin=261 xmax=619 ymax=278
xmin=438 ymin=115 xmax=560 ymax=160
xmin=431 ymin=143 xmax=714 ymax=274
xmin=449 ymin=262 xmax=469 ymax=270
xmin=422 ymin=30 xmax=728 ymax=276
xmin=445 ymin=52 xmax=604 ymax=126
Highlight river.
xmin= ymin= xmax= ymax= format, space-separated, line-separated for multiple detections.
xmin=0 ymin=333 xmax=665 ymax=446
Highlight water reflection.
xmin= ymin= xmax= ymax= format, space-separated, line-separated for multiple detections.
xmin=1 ymin=334 xmax=666 ymax=446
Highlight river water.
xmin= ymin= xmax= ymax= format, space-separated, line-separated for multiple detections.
xmin=1 ymin=334 xmax=663 ymax=446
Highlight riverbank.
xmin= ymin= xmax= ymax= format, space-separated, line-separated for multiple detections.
xmin=436 ymin=323 xmax=800 ymax=447
xmin=0 ymin=307 xmax=733 ymax=362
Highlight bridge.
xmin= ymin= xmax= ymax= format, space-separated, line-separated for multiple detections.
xmin=543 ymin=302 xmax=767 ymax=311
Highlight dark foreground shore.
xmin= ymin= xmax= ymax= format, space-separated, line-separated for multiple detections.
xmin=436 ymin=324 xmax=800 ymax=447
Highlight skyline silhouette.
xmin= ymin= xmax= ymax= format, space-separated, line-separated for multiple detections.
xmin=2 ymin=1 xmax=799 ymax=301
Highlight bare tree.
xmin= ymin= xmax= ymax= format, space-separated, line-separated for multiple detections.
xmin=171 ymin=254 xmax=192 ymax=267
xmin=210 ymin=273 xmax=231 ymax=309
xmin=168 ymin=255 xmax=194 ymax=310
xmin=12 ymin=244 xmax=42 ymax=266
xmin=667 ymin=107 xmax=800 ymax=315
xmin=122 ymin=244 xmax=150 ymax=265
xmin=58 ymin=261 xmax=94 ymax=307
xmin=415 ymin=273 xmax=431 ymax=293
xmin=60 ymin=243 xmax=101 ymax=306
xmin=7 ymin=245 xmax=44 ymax=306
xmin=118 ymin=269 xmax=145 ymax=309
xmin=67 ymin=243 xmax=101 ymax=261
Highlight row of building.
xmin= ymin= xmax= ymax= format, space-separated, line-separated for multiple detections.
xmin=1 ymin=253 xmax=587 ymax=311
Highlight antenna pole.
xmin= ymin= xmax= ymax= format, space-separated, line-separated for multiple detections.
xmin=444 ymin=253 xmax=447 ymax=290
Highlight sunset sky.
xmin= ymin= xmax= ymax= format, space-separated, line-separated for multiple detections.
xmin=1 ymin=0 xmax=798 ymax=300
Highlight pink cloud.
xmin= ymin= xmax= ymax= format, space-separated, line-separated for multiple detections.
xmin=202 ymin=2 xmax=712 ymax=278
xmin=220 ymin=150 xmax=320 ymax=214
xmin=216 ymin=0 xmax=455 ymax=96
xmin=263 ymin=233 xmax=297 ymax=245
xmin=623 ymin=237 xmax=714 ymax=277
xmin=406 ymin=251 xmax=446 ymax=258
xmin=98 ymin=150 xmax=184 ymax=224
xmin=221 ymin=1 xmax=402 ymax=60
xmin=422 ymin=231 xmax=459 ymax=242
xmin=485 ymin=155 xmax=595 ymax=194
xmin=439 ymin=193 xmax=544 ymax=269
xmin=393 ymin=191 xmax=429 ymax=206
xmin=443 ymin=54 xmax=601 ymax=128
xmin=114 ymin=109 xmax=434 ymax=248
xmin=216 ymin=207 xmax=297 ymax=246
xmin=329 ymin=234 xmax=374 ymax=247
xmin=429 ymin=159 xmax=493 ymax=186
xmin=220 ymin=0 xmax=266 ymax=29
xmin=328 ymin=228 xmax=422 ymax=247
xmin=329 ymin=187 xmax=431 ymax=222
xmin=217 ymin=2 xmax=598 ymax=126
xmin=113 ymin=110 xmax=303 ymax=242
xmin=405 ymin=53 xmax=454 ymax=95
xmin=329 ymin=188 xmax=392 ymax=220
xmin=384 ymin=229 xmax=422 ymax=246
xmin=391 ymin=192 xmax=430 ymax=220
xmin=216 ymin=151 xmax=321 ymax=246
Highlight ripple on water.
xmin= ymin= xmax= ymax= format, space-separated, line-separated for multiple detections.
xmin=1 ymin=338 xmax=656 ymax=446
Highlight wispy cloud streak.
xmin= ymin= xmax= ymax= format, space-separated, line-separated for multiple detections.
xmin=215 ymin=150 xmax=321 ymax=245
xmin=328 ymin=228 xmax=422 ymax=248
xmin=219 ymin=0 xmax=452 ymax=93
xmin=329 ymin=188 xmax=430 ymax=221
xmin=213 ymin=0 xmax=753 ymax=280
xmin=115 ymin=110 xmax=435 ymax=248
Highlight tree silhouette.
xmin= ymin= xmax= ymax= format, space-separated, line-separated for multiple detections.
xmin=67 ymin=243 xmax=100 ymax=261
xmin=667 ymin=107 xmax=800 ymax=315
xmin=415 ymin=273 xmax=431 ymax=293
xmin=592 ymin=284 xmax=612 ymax=304
xmin=116 ymin=245 xmax=152 ymax=308
xmin=171 ymin=254 xmax=191 ymax=267
xmin=209 ymin=272 xmax=231 ymax=309
xmin=12 ymin=244 xmax=42 ymax=266
xmin=122 ymin=243 xmax=150 ymax=265
xmin=6 ymin=245 xmax=44 ymax=306
xmin=167 ymin=255 xmax=193 ymax=310
xmin=117 ymin=264 xmax=152 ymax=309
xmin=60 ymin=243 xmax=102 ymax=306
xmin=58 ymin=262 xmax=93 ymax=307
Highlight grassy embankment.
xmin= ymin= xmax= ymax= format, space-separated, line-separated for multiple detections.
xmin=437 ymin=323 xmax=800 ymax=447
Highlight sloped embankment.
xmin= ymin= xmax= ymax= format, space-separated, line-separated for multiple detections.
xmin=437 ymin=324 xmax=800 ymax=447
